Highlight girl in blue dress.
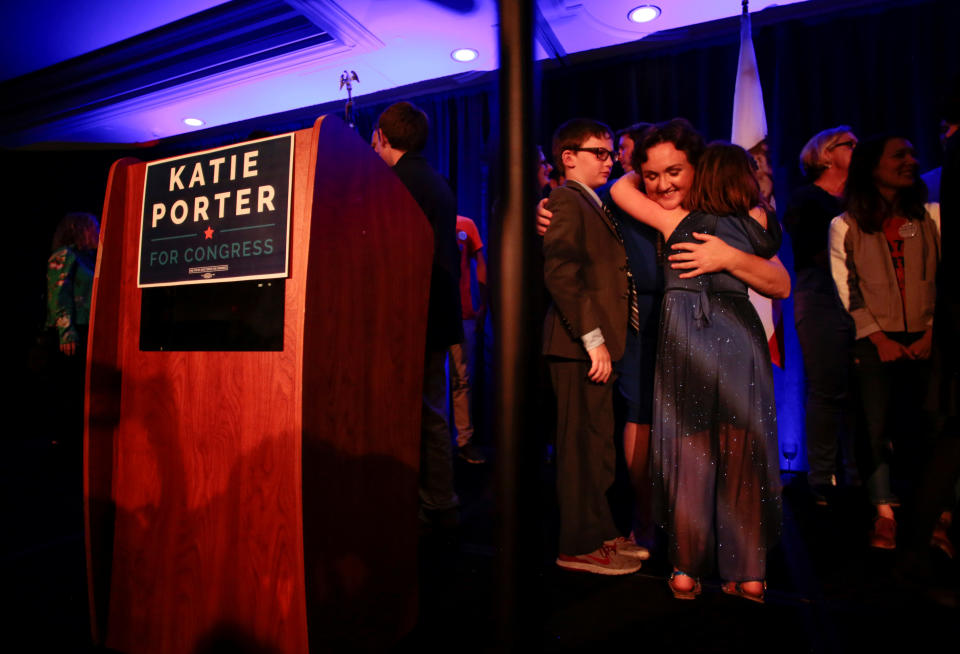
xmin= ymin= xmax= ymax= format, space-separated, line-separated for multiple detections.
xmin=612 ymin=143 xmax=787 ymax=602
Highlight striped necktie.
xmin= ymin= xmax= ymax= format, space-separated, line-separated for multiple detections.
xmin=603 ymin=203 xmax=640 ymax=333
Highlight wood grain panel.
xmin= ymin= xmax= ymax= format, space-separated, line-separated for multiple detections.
xmin=301 ymin=116 xmax=432 ymax=649
xmin=88 ymin=117 xmax=425 ymax=653
xmin=97 ymin=131 xmax=314 ymax=654
xmin=85 ymin=156 xmax=139 ymax=645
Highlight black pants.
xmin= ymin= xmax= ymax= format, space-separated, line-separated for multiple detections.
xmin=853 ymin=332 xmax=932 ymax=505
xmin=549 ymin=358 xmax=620 ymax=555
xmin=795 ymin=289 xmax=857 ymax=486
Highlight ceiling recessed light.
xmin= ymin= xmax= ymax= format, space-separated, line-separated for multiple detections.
xmin=451 ymin=48 xmax=479 ymax=63
xmin=628 ymin=5 xmax=661 ymax=24
xmin=183 ymin=117 xmax=205 ymax=127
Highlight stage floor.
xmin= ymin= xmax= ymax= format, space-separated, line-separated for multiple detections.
xmin=4 ymin=436 xmax=956 ymax=652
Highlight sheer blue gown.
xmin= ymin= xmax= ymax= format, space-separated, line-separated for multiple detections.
xmin=653 ymin=211 xmax=782 ymax=582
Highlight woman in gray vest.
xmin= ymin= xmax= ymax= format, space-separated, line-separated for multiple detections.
xmin=829 ymin=135 xmax=940 ymax=550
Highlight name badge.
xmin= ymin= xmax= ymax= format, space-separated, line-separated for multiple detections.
xmin=898 ymin=221 xmax=918 ymax=238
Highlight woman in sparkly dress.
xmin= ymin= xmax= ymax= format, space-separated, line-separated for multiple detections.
xmin=612 ymin=143 xmax=788 ymax=602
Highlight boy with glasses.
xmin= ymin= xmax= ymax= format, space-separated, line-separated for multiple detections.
xmin=543 ymin=118 xmax=643 ymax=574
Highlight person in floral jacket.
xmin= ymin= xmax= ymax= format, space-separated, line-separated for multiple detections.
xmin=46 ymin=213 xmax=99 ymax=356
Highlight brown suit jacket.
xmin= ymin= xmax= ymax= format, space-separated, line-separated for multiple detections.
xmin=542 ymin=182 xmax=630 ymax=361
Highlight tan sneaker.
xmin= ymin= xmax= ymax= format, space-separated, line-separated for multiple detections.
xmin=604 ymin=536 xmax=650 ymax=560
xmin=556 ymin=544 xmax=642 ymax=575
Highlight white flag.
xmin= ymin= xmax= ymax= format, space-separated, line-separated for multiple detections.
xmin=731 ymin=5 xmax=767 ymax=152
xmin=731 ymin=2 xmax=783 ymax=367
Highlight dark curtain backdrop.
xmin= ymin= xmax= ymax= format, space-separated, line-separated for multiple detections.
xmin=372 ymin=0 xmax=957 ymax=468
xmin=11 ymin=0 xmax=957 ymax=467
xmin=357 ymin=0 xmax=957 ymax=467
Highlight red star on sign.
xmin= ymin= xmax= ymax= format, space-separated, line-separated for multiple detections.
xmin=204 ymin=226 xmax=214 ymax=240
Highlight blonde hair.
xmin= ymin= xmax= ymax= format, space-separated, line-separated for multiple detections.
xmin=798 ymin=125 xmax=853 ymax=179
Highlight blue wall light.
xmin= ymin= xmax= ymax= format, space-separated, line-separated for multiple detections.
xmin=183 ymin=117 xmax=205 ymax=127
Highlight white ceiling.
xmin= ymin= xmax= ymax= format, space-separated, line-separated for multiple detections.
xmin=0 ymin=0 xmax=810 ymax=146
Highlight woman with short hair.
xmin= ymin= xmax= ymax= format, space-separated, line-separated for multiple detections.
xmin=785 ymin=126 xmax=860 ymax=502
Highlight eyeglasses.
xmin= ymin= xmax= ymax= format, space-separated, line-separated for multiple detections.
xmin=828 ymin=139 xmax=857 ymax=151
xmin=569 ymin=147 xmax=615 ymax=161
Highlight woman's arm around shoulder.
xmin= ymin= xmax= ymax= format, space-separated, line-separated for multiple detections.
xmin=668 ymin=209 xmax=789 ymax=298
xmin=668 ymin=231 xmax=790 ymax=298
xmin=610 ymin=172 xmax=686 ymax=237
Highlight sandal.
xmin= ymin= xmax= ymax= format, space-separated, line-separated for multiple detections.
xmin=930 ymin=513 xmax=955 ymax=559
xmin=722 ymin=580 xmax=766 ymax=604
xmin=668 ymin=570 xmax=701 ymax=600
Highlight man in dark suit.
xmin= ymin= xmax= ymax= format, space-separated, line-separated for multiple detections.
xmin=373 ymin=101 xmax=462 ymax=523
xmin=543 ymin=118 xmax=643 ymax=574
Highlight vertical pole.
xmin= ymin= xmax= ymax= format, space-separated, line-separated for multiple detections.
xmin=495 ymin=0 xmax=538 ymax=648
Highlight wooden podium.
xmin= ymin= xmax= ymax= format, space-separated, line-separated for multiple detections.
xmin=84 ymin=115 xmax=433 ymax=652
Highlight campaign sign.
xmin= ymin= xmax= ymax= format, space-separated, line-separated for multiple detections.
xmin=138 ymin=134 xmax=293 ymax=287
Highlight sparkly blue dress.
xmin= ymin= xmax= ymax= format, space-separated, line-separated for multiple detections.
xmin=653 ymin=211 xmax=782 ymax=582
